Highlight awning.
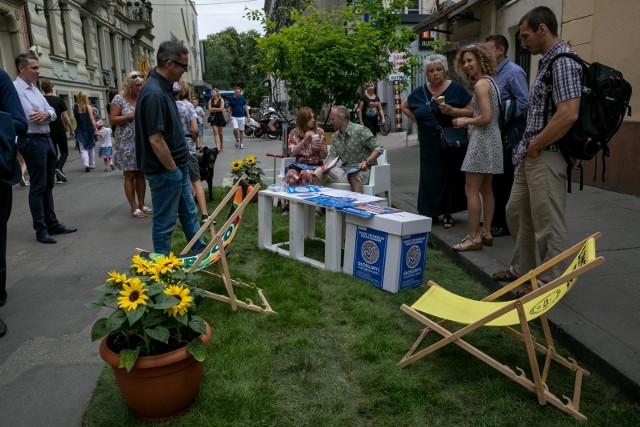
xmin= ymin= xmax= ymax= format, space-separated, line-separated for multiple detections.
xmin=193 ymin=80 xmax=212 ymax=90
xmin=412 ymin=0 xmax=480 ymax=32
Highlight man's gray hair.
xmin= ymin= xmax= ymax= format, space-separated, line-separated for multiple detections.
xmin=15 ymin=52 xmax=39 ymax=69
xmin=157 ymin=41 xmax=188 ymax=67
xmin=423 ymin=54 xmax=449 ymax=75
xmin=333 ymin=105 xmax=350 ymax=120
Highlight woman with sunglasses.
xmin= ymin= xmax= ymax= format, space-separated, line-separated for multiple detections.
xmin=110 ymin=72 xmax=151 ymax=218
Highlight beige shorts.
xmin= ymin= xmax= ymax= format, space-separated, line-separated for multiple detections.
xmin=313 ymin=166 xmax=370 ymax=187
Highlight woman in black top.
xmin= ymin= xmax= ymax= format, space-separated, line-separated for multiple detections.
xmin=207 ymin=88 xmax=226 ymax=152
xmin=357 ymin=82 xmax=386 ymax=136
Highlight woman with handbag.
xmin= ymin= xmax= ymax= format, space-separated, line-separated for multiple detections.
xmin=208 ymin=88 xmax=226 ymax=152
xmin=440 ymin=44 xmax=503 ymax=251
xmin=357 ymin=82 xmax=385 ymax=136
xmin=401 ymin=54 xmax=471 ymax=229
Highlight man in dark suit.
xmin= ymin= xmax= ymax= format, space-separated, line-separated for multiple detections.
xmin=0 ymin=67 xmax=29 ymax=337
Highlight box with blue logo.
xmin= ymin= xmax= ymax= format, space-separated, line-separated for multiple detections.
xmin=343 ymin=212 xmax=432 ymax=293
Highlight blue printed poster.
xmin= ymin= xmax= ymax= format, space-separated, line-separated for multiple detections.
xmin=399 ymin=234 xmax=427 ymax=290
xmin=353 ymin=227 xmax=387 ymax=288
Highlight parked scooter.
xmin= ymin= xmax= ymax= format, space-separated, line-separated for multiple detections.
xmin=254 ymin=107 xmax=289 ymax=139
xmin=244 ymin=117 xmax=260 ymax=137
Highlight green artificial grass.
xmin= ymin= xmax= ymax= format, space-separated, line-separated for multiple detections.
xmin=83 ymin=188 xmax=640 ymax=426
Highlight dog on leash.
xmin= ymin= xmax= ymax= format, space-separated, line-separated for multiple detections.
xmin=198 ymin=146 xmax=218 ymax=201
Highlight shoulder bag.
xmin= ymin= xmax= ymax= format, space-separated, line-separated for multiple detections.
xmin=422 ymin=85 xmax=469 ymax=151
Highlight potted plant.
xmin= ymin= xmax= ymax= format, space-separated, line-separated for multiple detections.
xmin=231 ymin=155 xmax=264 ymax=201
xmin=88 ymin=253 xmax=212 ymax=422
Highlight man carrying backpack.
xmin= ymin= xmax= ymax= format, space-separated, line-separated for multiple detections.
xmin=485 ymin=34 xmax=529 ymax=238
xmin=493 ymin=6 xmax=582 ymax=286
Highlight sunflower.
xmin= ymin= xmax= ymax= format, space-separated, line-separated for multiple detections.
xmin=107 ymin=271 xmax=128 ymax=286
xmin=245 ymin=155 xmax=256 ymax=165
xmin=164 ymin=252 xmax=185 ymax=270
xmin=231 ymin=160 xmax=243 ymax=172
xmin=117 ymin=278 xmax=149 ymax=311
xmin=163 ymin=285 xmax=193 ymax=317
xmin=131 ymin=255 xmax=152 ymax=275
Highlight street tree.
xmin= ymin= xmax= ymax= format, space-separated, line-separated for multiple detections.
xmin=249 ymin=0 xmax=419 ymax=115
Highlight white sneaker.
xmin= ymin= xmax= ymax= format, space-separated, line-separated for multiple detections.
xmin=240 ymin=144 xmax=244 ymax=149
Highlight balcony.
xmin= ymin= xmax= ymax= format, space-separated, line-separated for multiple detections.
xmin=127 ymin=3 xmax=153 ymax=37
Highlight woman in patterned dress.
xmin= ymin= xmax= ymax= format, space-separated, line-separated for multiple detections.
xmin=110 ymin=72 xmax=151 ymax=218
xmin=441 ymin=44 xmax=503 ymax=251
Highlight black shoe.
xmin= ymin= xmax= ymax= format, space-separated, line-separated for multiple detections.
xmin=85 ymin=167 xmax=90 ymax=172
xmin=0 ymin=319 xmax=6 ymax=337
xmin=0 ymin=290 xmax=6 ymax=307
xmin=49 ymin=224 xmax=78 ymax=235
xmin=490 ymin=226 xmax=510 ymax=237
xmin=55 ymin=169 xmax=67 ymax=182
xmin=37 ymin=234 xmax=57 ymax=244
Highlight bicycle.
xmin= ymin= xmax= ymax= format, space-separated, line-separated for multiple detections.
xmin=379 ymin=113 xmax=391 ymax=136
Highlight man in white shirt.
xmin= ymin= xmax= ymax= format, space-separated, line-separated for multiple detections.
xmin=14 ymin=53 xmax=77 ymax=244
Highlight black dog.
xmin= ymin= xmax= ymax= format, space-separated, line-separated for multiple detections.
xmin=198 ymin=146 xmax=218 ymax=201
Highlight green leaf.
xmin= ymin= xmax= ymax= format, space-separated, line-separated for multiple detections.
xmin=189 ymin=316 xmax=207 ymax=336
xmin=106 ymin=310 xmax=126 ymax=333
xmin=145 ymin=326 xmax=170 ymax=344
xmin=94 ymin=283 xmax=111 ymax=291
xmin=186 ymin=338 xmax=206 ymax=362
xmin=142 ymin=310 xmax=165 ymax=328
xmin=153 ymin=292 xmax=179 ymax=309
xmin=85 ymin=298 xmax=106 ymax=309
xmin=125 ymin=305 xmax=145 ymax=326
xmin=118 ymin=348 xmax=139 ymax=372
xmin=175 ymin=313 xmax=188 ymax=326
xmin=146 ymin=282 xmax=165 ymax=296
xmin=90 ymin=318 xmax=109 ymax=341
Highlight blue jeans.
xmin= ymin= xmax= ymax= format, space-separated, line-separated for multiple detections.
xmin=17 ymin=135 xmax=60 ymax=236
xmin=146 ymin=165 xmax=205 ymax=255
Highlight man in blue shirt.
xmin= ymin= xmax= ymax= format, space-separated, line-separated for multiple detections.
xmin=13 ymin=53 xmax=77 ymax=244
xmin=485 ymin=35 xmax=529 ymax=237
xmin=226 ymin=87 xmax=249 ymax=149
xmin=1 ymin=66 xmax=28 ymax=337
xmin=135 ymin=41 xmax=205 ymax=255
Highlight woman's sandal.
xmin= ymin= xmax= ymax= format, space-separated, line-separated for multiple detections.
xmin=481 ymin=232 xmax=494 ymax=247
xmin=131 ymin=208 xmax=147 ymax=219
xmin=142 ymin=206 xmax=153 ymax=215
xmin=492 ymin=269 xmax=518 ymax=282
xmin=443 ymin=216 xmax=454 ymax=229
xmin=452 ymin=235 xmax=482 ymax=251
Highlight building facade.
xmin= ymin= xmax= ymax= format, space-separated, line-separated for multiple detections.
xmin=0 ymin=0 xmax=154 ymax=121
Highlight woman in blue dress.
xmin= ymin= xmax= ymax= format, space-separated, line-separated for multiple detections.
xmin=401 ymin=54 xmax=472 ymax=227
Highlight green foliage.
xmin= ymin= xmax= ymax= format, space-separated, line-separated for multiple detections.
xmin=83 ymin=187 xmax=640 ymax=426
xmin=252 ymin=0 xmax=420 ymax=113
xmin=202 ymin=28 xmax=266 ymax=107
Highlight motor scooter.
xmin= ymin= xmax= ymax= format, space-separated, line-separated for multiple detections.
xmin=254 ymin=107 xmax=289 ymax=139
xmin=244 ymin=117 xmax=260 ymax=137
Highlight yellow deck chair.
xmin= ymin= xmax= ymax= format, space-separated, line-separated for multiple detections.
xmin=137 ymin=176 xmax=275 ymax=314
xmin=397 ymin=233 xmax=605 ymax=421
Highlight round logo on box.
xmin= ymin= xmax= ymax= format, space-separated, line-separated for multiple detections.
xmin=361 ymin=241 xmax=379 ymax=264
xmin=405 ymin=245 xmax=421 ymax=269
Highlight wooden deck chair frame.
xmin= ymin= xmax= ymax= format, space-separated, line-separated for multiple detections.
xmin=137 ymin=175 xmax=275 ymax=314
xmin=397 ymin=232 xmax=605 ymax=421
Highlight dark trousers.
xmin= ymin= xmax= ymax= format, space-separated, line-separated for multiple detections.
xmin=17 ymin=135 xmax=60 ymax=237
xmin=362 ymin=116 xmax=379 ymax=136
xmin=492 ymin=144 xmax=515 ymax=229
xmin=51 ymin=131 xmax=68 ymax=172
xmin=0 ymin=185 xmax=10 ymax=296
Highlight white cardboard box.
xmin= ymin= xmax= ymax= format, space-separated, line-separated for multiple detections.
xmin=343 ymin=213 xmax=432 ymax=293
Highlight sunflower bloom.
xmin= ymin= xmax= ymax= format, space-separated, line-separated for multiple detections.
xmin=245 ymin=155 xmax=256 ymax=165
xmin=231 ymin=160 xmax=243 ymax=172
xmin=153 ymin=257 xmax=174 ymax=276
xmin=107 ymin=271 xmax=128 ymax=286
xmin=131 ymin=255 xmax=152 ymax=275
xmin=117 ymin=278 xmax=149 ymax=311
xmin=147 ymin=266 xmax=163 ymax=283
xmin=164 ymin=252 xmax=184 ymax=270
xmin=163 ymin=285 xmax=193 ymax=317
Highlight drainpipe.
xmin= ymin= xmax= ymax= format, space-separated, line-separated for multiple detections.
xmin=24 ymin=0 xmax=34 ymax=47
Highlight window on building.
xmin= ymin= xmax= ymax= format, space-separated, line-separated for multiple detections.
xmin=515 ymin=30 xmax=531 ymax=86
xmin=60 ymin=3 xmax=74 ymax=60
xmin=406 ymin=0 xmax=420 ymax=14
xmin=81 ymin=16 xmax=93 ymax=67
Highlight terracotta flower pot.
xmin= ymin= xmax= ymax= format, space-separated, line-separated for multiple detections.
xmin=99 ymin=321 xmax=212 ymax=423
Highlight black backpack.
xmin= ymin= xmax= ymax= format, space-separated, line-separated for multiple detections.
xmin=543 ymin=53 xmax=632 ymax=192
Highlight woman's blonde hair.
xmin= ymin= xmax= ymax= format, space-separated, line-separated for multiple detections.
xmin=454 ymin=43 xmax=496 ymax=84
xmin=176 ymin=79 xmax=190 ymax=100
xmin=76 ymin=91 xmax=91 ymax=113
xmin=122 ymin=71 xmax=144 ymax=96
xmin=296 ymin=107 xmax=317 ymax=134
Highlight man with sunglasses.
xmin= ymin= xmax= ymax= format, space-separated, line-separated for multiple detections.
xmin=134 ymin=40 xmax=205 ymax=255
